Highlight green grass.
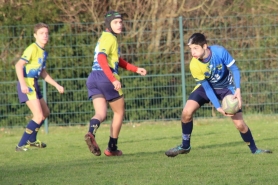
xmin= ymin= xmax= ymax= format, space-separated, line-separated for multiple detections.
xmin=0 ymin=115 xmax=277 ymax=185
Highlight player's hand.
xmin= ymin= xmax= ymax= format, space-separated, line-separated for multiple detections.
xmin=233 ymin=88 xmax=242 ymax=109
xmin=136 ymin=68 xmax=147 ymax=76
xmin=55 ymin=84 xmax=64 ymax=94
xmin=112 ymin=80 xmax=121 ymax=91
xmin=21 ymin=84 xmax=30 ymax=94
xmin=217 ymin=107 xmax=234 ymax=117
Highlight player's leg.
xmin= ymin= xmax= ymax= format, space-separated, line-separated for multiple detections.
xmin=84 ymin=72 xmax=107 ymax=156
xmin=27 ymin=98 xmax=49 ymax=148
xmin=16 ymin=99 xmax=45 ymax=151
xmin=104 ymin=96 xmax=124 ymax=156
xmin=231 ymin=113 xmax=272 ymax=154
xmin=90 ymin=95 xmax=107 ymax=135
xmin=85 ymin=95 xmax=107 ymax=156
xmin=16 ymin=80 xmax=45 ymax=151
xmin=165 ymin=100 xmax=199 ymax=157
xmin=165 ymin=86 xmax=208 ymax=157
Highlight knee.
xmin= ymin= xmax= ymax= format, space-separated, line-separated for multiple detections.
xmin=181 ymin=109 xmax=193 ymax=123
xmin=234 ymin=122 xmax=248 ymax=132
xmin=33 ymin=114 xmax=45 ymax=123
xmin=94 ymin=114 xmax=107 ymax=122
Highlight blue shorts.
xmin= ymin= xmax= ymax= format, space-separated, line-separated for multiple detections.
xmin=86 ymin=71 xmax=123 ymax=102
xmin=17 ymin=78 xmax=43 ymax=103
xmin=188 ymin=85 xmax=234 ymax=107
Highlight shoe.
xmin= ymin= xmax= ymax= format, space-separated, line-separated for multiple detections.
xmin=84 ymin=132 xmax=101 ymax=156
xmin=253 ymin=149 xmax=272 ymax=154
xmin=27 ymin=140 xmax=47 ymax=148
xmin=104 ymin=148 xmax=123 ymax=156
xmin=15 ymin=145 xmax=29 ymax=152
xmin=165 ymin=145 xmax=191 ymax=157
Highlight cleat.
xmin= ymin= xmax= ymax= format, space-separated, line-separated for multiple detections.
xmin=104 ymin=148 xmax=123 ymax=156
xmin=84 ymin=132 xmax=101 ymax=156
xmin=15 ymin=145 xmax=29 ymax=152
xmin=165 ymin=145 xmax=191 ymax=157
xmin=253 ymin=149 xmax=272 ymax=154
xmin=27 ymin=140 xmax=47 ymax=148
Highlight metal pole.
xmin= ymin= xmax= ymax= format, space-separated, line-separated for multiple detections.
xmin=43 ymin=80 xmax=49 ymax=134
xmin=179 ymin=16 xmax=186 ymax=106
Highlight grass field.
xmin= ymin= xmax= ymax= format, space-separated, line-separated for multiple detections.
xmin=0 ymin=115 xmax=277 ymax=185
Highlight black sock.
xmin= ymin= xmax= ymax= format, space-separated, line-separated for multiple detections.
xmin=240 ymin=128 xmax=257 ymax=153
xmin=181 ymin=121 xmax=193 ymax=149
xmin=88 ymin=119 xmax=100 ymax=136
xmin=108 ymin=137 xmax=118 ymax=151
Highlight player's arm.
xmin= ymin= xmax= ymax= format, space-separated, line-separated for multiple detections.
xmin=97 ymin=53 xmax=117 ymax=82
xmin=15 ymin=59 xmax=29 ymax=94
xmin=98 ymin=53 xmax=122 ymax=91
xmin=201 ymin=80 xmax=230 ymax=116
xmin=200 ymin=80 xmax=221 ymax=109
xmin=40 ymin=69 xmax=64 ymax=93
xmin=119 ymin=57 xmax=147 ymax=76
xmin=228 ymin=63 xmax=242 ymax=108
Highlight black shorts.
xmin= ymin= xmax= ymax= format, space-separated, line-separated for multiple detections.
xmin=188 ymin=85 xmax=234 ymax=107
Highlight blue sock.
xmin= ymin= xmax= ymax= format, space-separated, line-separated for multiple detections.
xmin=88 ymin=119 xmax=100 ymax=136
xmin=181 ymin=121 xmax=193 ymax=149
xmin=28 ymin=120 xmax=43 ymax=142
xmin=18 ymin=120 xmax=38 ymax=147
xmin=240 ymin=128 xmax=257 ymax=153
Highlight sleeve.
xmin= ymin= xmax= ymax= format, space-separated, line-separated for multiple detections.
xmin=201 ymin=80 xmax=221 ymax=109
xmin=21 ymin=45 xmax=34 ymax=63
xmin=229 ymin=63 xmax=240 ymax=88
xmin=119 ymin=58 xmax=138 ymax=72
xmin=97 ymin=53 xmax=117 ymax=82
xmin=221 ymin=47 xmax=235 ymax=67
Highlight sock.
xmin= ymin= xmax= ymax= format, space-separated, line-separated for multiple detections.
xmin=108 ymin=137 xmax=118 ymax=151
xmin=28 ymin=120 xmax=44 ymax=142
xmin=18 ymin=120 xmax=38 ymax=147
xmin=88 ymin=119 xmax=100 ymax=137
xmin=240 ymin=128 xmax=257 ymax=153
xmin=181 ymin=121 xmax=193 ymax=149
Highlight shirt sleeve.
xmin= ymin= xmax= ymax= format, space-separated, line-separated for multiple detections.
xmin=221 ymin=47 xmax=235 ymax=67
xmin=21 ymin=45 xmax=34 ymax=63
xmin=229 ymin=63 xmax=240 ymax=88
xmin=97 ymin=53 xmax=117 ymax=82
xmin=201 ymin=80 xmax=221 ymax=109
xmin=119 ymin=58 xmax=138 ymax=72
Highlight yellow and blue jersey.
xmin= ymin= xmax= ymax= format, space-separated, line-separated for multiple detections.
xmin=190 ymin=45 xmax=235 ymax=90
xmin=92 ymin=31 xmax=120 ymax=80
xmin=21 ymin=43 xmax=47 ymax=79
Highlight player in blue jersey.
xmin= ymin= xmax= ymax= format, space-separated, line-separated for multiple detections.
xmin=85 ymin=10 xmax=147 ymax=156
xmin=15 ymin=23 xmax=64 ymax=151
xmin=165 ymin=33 xmax=272 ymax=157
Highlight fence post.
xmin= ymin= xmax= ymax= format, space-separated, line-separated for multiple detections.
xmin=179 ymin=16 xmax=186 ymax=106
xmin=43 ymin=80 xmax=49 ymax=134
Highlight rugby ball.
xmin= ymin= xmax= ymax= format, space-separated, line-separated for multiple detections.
xmin=221 ymin=95 xmax=240 ymax=114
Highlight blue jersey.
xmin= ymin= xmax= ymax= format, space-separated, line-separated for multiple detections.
xmin=190 ymin=45 xmax=235 ymax=90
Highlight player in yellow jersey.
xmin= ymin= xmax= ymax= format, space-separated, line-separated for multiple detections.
xmin=15 ymin=23 xmax=64 ymax=151
xmin=165 ymin=33 xmax=272 ymax=157
xmin=85 ymin=10 xmax=147 ymax=156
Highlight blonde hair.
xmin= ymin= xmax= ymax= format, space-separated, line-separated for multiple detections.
xmin=34 ymin=23 xmax=49 ymax=34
